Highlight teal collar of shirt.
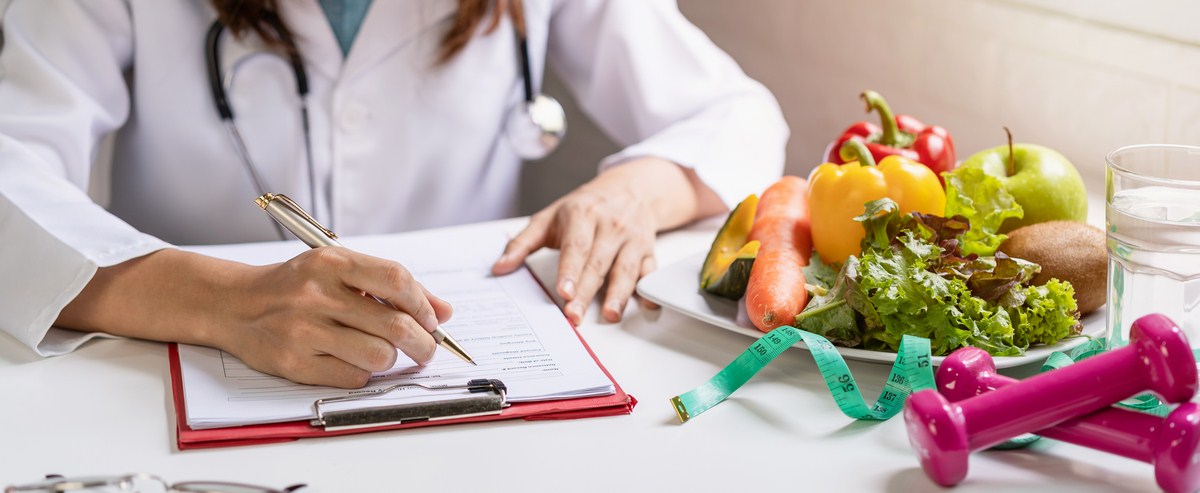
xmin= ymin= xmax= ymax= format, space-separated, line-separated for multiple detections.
xmin=317 ymin=0 xmax=375 ymax=56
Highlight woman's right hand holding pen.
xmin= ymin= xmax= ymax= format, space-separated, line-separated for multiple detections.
xmin=222 ymin=247 xmax=453 ymax=387
xmin=56 ymin=247 xmax=452 ymax=388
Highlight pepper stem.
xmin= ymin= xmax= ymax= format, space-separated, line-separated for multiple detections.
xmin=1004 ymin=126 xmax=1015 ymax=177
xmin=861 ymin=90 xmax=912 ymax=148
xmin=839 ymin=139 xmax=877 ymax=167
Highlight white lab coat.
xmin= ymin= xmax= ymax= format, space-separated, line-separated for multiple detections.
xmin=0 ymin=0 xmax=787 ymax=356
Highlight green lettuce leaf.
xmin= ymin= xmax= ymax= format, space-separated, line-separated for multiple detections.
xmin=964 ymin=253 xmax=1040 ymax=305
xmin=943 ymin=166 xmax=1024 ymax=256
xmin=855 ymin=231 xmax=1023 ymax=356
xmin=1009 ymin=279 xmax=1083 ymax=347
xmin=795 ymin=257 xmax=866 ymax=347
xmin=856 ymin=198 xmax=911 ymax=253
xmin=802 ymin=251 xmax=840 ymax=292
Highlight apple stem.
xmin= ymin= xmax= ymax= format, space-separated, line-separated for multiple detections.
xmin=1004 ymin=126 xmax=1015 ymax=177
xmin=862 ymin=90 xmax=914 ymax=148
xmin=839 ymin=139 xmax=877 ymax=167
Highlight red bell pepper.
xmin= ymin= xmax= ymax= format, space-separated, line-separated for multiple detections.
xmin=824 ymin=90 xmax=956 ymax=180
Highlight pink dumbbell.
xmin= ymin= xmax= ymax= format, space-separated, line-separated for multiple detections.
xmin=904 ymin=313 xmax=1198 ymax=487
xmin=940 ymin=345 xmax=1200 ymax=493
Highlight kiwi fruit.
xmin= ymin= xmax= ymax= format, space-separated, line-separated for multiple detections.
xmin=998 ymin=221 xmax=1106 ymax=315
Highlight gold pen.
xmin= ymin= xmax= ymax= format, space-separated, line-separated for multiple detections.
xmin=255 ymin=193 xmax=476 ymax=365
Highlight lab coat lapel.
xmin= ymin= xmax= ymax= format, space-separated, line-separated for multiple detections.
xmin=277 ymin=0 xmax=343 ymax=81
xmin=342 ymin=0 xmax=457 ymax=80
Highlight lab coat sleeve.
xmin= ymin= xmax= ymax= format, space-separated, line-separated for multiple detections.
xmin=546 ymin=0 xmax=789 ymax=209
xmin=0 ymin=0 xmax=173 ymax=355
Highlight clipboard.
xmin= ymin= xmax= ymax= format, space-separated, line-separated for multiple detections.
xmin=167 ymin=317 xmax=636 ymax=450
xmin=168 ymin=229 xmax=637 ymax=450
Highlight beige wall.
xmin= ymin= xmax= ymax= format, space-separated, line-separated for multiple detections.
xmin=4 ymin=1 xmax=1194 ymax=213
xmin=528 ymin=0 xmax=1200 ymax=213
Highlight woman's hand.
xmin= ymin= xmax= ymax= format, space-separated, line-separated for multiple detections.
xmin=220 ymin=247 xmax=453 ymax=388
xmin=57 ymin=248 xmax=452 ymax=389
xmin=492 ymin=157 xmax=727 ymax=324
xmin=494 ymin=174 xmax=659 ymax=325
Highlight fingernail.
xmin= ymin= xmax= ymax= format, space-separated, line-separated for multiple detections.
xmin=604 ymin=301 xmax=623 ymax=322
xmin=497 ymin=253 xmax=511 ymax=264
xmin=566 ymin=302 xmax=582 ymax=321
xmin=561 ymin=280 xmax=576 ymax=298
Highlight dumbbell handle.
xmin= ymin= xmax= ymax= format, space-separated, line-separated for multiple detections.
xmin=943 ymin=357 xmax=1161 ymax=461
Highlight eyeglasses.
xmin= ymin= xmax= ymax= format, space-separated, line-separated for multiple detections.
xmin=5 ymin=474 xmax=305 ymax=493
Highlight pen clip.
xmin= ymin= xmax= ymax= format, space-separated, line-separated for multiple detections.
xmin=257 ymin=193 xmax=337 ymax=240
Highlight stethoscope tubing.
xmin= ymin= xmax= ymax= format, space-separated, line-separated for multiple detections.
xmin=207 ymin=16 xmax=310 ymax=119
xmin=206 ymin=17 xmax=318 ymax=240
xmin=517 ymin=37 xmax=534 ymax=103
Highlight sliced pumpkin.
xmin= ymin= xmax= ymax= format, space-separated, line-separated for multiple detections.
xmin=705 ymin=240 xmax=759 ymax=299
xmin=700 ymin=194 xmax=759 ymax=299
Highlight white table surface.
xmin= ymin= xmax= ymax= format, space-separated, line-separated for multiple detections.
xmin=2 ymin=199 xmax=1161 ymax=492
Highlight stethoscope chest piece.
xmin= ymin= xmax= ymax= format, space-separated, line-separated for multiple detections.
xmin=506 ymin=93 xmax=566 ymax=160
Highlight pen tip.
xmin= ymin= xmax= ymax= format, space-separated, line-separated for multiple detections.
xmin=470 ymin=360 xmax=478 ymax=366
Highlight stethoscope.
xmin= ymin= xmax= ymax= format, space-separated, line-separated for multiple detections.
xmin=204 ymin=15 xmax=566 ymax=239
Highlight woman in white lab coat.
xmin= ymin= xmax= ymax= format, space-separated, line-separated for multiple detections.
xmin=0 ymin=0 xmax=786 ymax=387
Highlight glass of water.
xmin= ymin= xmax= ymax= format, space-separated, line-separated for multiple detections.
xmin=1105 ymin=144 xmax=1200 ymax=347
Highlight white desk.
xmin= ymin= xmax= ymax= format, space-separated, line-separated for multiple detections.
xmin=0 ymin=213 xmax=1159 ymax=492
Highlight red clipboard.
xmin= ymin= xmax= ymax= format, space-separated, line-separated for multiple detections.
xmin=168 ymin=319 xmax=635 ymax=449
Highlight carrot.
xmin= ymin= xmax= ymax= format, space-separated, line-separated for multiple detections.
xmin=745 ymin=176 xmax=812 ymax=332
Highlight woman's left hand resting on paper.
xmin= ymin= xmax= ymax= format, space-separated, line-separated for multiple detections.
xmin=55 ymin=247 xmax=453 ymax=388
xmin=493 ymin=157 xmax=726 ymax=325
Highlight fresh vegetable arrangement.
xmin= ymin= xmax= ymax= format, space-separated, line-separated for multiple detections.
xmin=795 ymin=198 xmax=1082 ymax=356
xmin=694 ymin=89 xmax=1106 ymax=357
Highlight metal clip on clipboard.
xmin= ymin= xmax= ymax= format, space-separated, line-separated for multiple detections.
xmin=311 ymin=379 xmax=508 ymax=431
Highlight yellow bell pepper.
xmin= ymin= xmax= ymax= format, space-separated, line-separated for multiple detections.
xmin=808 ymin=139 xmax=946 ymax=264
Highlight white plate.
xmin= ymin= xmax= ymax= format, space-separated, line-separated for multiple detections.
xmin=636 ymin=252 xmax=1104 ymax=368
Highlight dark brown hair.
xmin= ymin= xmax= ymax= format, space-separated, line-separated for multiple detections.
xmin=210 ymin=0 xmax=524 ymax=62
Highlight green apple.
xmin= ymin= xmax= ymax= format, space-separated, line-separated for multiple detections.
xmin=958 ymin=141 xmax=1087 ymax=232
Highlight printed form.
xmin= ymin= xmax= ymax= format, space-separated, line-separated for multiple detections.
xmin=178 ymin=229 xmax=614 ymax=429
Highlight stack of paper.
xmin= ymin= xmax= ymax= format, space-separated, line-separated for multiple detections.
xmin=178 ymin=230 xmax=615 ymax=430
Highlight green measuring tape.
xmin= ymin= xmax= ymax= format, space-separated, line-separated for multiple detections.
xmin=670 ymin=325 xmax=934 ymax=423
xmin=671 ymin=325 xmax=1180 ymax=433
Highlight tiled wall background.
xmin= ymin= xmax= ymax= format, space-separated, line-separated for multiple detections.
xmin=526 ymin=0 xmax=1200 ymax=213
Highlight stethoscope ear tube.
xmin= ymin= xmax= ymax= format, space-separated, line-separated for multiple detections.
xmin=265 ymin=14 xmax=309 ymax=97
xmin=204 ymin=20 xmax=234 ymax=120
xmin=207 ymin=17 xmax=307 ymax=118
xmin=517 ymin=37 xmax=534 ymax=103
